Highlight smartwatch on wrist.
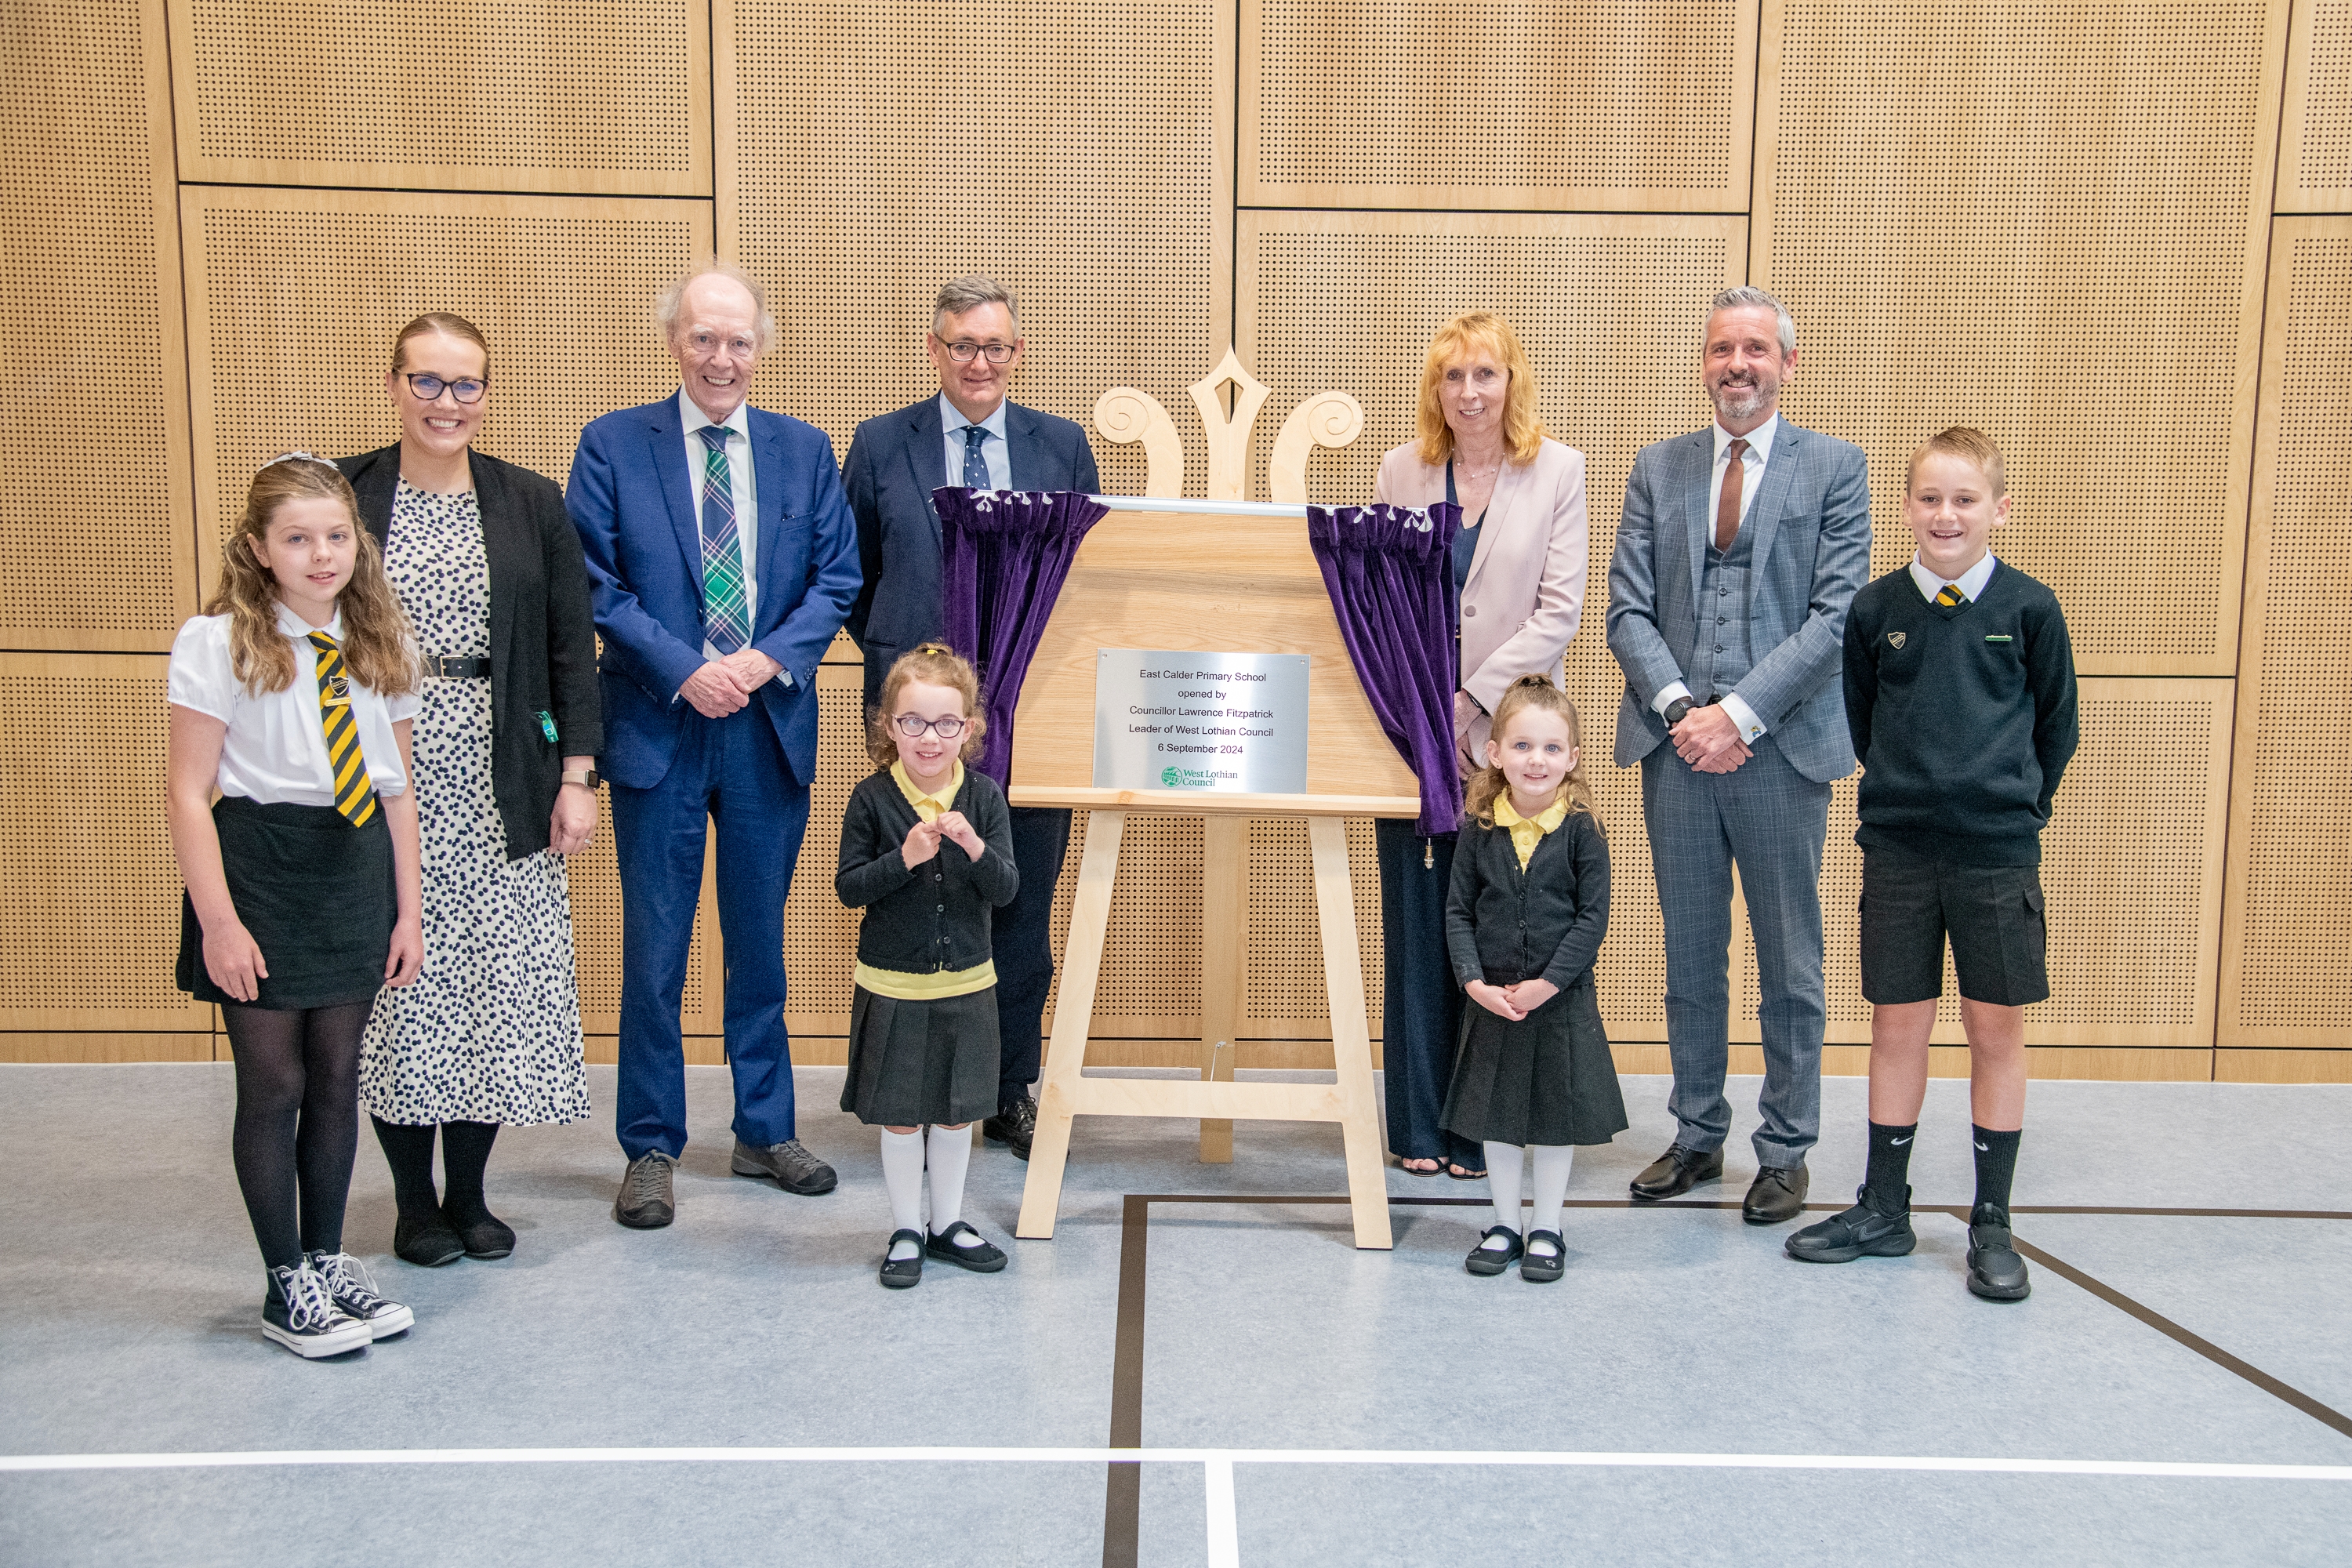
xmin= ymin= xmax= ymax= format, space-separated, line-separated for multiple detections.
xmin=1662 ymin=696 xmax=1693 ymax=728
xmin=561 ymin=768 xmax=601 ymax=789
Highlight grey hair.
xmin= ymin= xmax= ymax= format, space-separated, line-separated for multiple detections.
xmin=1707 ymin=285 xmax=1796 ymax=358
xmin=655 ymin=259 xmax=776 ymax=350
xmin=933 ymin=275 xmax=1019 ymax=335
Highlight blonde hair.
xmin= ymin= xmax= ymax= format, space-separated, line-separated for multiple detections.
xmin=1905 ymin=426 xmax=2007 ymax=498
xmin=1414 ymin=311 xmax=1546 ymax=468
xmin=1463 ymin=673 xmax=1599 ymax=831
xmin=205 ymin=457 xmax=419 ymax=699
xmin=866 ymin=642 xmax=989 ymax=769
xmin=390 ymin=311 xmax=489 ymax=373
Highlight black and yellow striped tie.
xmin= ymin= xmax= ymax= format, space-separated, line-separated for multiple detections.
xmin=1935 ymin=583 xmax=1966 ymax=607
xmin=307 ymin=630 xmax=379 ymax=827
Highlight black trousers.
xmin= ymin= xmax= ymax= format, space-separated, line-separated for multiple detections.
xmin=1374 ymin=817 xmax=1482 ymax=1167
xmin=993 ymin=805 xmax=1071 ymax=1105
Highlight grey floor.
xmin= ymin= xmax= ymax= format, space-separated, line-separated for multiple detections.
xmin=4 ymin=1062 xmax=2350 ymax=1566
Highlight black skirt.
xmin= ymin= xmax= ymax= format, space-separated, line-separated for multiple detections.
xmin=176 ymin=796 xmax=394 ymax=1011
xmin=1441 ymin=972 xmax=1628 ymax=1148
xmin=840 ymin=983 xmax=1000 ymax=1127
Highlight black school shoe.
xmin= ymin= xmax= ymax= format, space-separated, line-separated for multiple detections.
xmin=1465 ymin=1225 xmax=1524 ymax=1276
xmin=1967 ymin=1206 xmax=2032 ymax=1301
xmin=393 ymin=1214 xmax=466 ymax=1268
xmin=925 ymin=1220 xmax=1008 ymax=1272
xmin=1519 ymin=1229 xmax=1566 ymax=1283
xmin=880 ymin=1229 xmax=926 ymax=1289
xmin=443 ymin=1204 xmax=516 ymax=1260
xmin=1785 ymin=1188 xmax=1917 ymax=1263
xmin=983 ymin=1098 xmax=1037 ymax=1160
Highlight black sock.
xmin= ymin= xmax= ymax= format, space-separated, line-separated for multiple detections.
xmin=1863 ymin=1121 xmax=1917 ymax=1214
xmin=440 ymin=1120 xmax=500 ymax=1222
xmin=1973 ymin=1126 xmax=2022 ymax=1218
xmin=372 ymin=1117 xmax=442 ymax=1224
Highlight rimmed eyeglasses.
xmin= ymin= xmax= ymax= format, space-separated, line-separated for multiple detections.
xmin=891 ymin=713 xmax=968 ymax=739
xmin=402 ymin=373 xmax=488 ymax=404
xmin=934 ymin=338 xmax=1017 ymax=365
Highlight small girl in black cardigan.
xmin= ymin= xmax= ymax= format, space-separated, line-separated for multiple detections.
xmin=1444 ymin=673 xmax=1627 ymax=1283
xmin=836 ymin=644 xmax=1020 ymax=1289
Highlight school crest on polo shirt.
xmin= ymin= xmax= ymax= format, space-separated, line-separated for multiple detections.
xmin=1886 ymin=631 xmax=1907 ymax=649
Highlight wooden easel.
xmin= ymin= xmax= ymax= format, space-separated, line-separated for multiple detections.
xmin=1006 ymin=495 xmax=1424 ymax=1249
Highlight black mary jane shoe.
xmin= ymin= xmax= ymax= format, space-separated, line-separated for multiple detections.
xmin=393 ymin=1215 xmax=466 ymax=1269
xmin=1519 ymin=1229 xmax=1566 ymax=1283
xmin=924 ymin=1220 xmax=1007 ymax=1273
xmin=1465 ymin=1225 xmax=1525 ymax=1276
xmin=879 ymin=1229 xmax=926 ymax=1290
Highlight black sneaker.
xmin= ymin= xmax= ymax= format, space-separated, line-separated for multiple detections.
xmin=1966 ymin=1206 xmax=2032 ymax=1301
xmin=983 ymin=1098 xmax=1037 ymax=1160
xmin=262 ymin=1262 xmax=372 ymax=1359
xmin=307 ymin=1250 xmax=415 ymax=1339
xmin=1785 ymin=1188 xmax=1917 ymax=1263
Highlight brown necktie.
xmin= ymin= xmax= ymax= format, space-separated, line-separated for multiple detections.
xmin=1715 ymin=438 xmax=1749 ymax=552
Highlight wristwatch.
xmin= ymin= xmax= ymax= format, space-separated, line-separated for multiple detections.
xmin=561 ymin=768 xmax=602 ymax=789
xmin=1662 ymin=696 xmax=1694 ymax=728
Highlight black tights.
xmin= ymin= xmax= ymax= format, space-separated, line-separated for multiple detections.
xmin=371 ymin=1117 xmax=502 ymax=1225
xmin=223 ymin=1001 xmax=370 ymax=1270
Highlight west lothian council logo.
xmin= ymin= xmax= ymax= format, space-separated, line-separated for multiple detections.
xmin=1161 ymin=766 xmax=1181 ymax=787
xmin=1886 ymin=632 xmax=1906 ymax=649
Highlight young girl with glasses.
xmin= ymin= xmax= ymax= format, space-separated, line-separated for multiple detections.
xmin=834 ymin=643 xmax=1019 ymax=1287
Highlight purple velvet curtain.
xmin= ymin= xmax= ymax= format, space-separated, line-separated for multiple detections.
xmin=935 ymin=487 xmax=1109 ymax=787
xmin=1306 ymin=501 xmax=1464 ymax=834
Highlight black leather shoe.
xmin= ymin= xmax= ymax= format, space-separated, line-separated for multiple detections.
xmin=1520 ymin=1229 xmax=1566 ymax=1283
xmin=1743 ymin=1164 xmax=1809 ymax=1224
xmin=442 ymin=1204 xmax=515 ymax=1260
xmin=1630 ymin=1144 xmax=1724 ymax=1200
xmin=1786 ymin=1188 xmax=1915 ymax=1261
xmin=614 ymin=1152 xmax=676 ymax=1229
xmin=1967 ymin=1206 xmax=2032 ymax=1301
xmin=925 ymin=1220 xmax=1008 ymax=1272
xmin=393 ymin=1215 xmax=465 ymax=1268
xmin=983 ymin=1098 xmax=1037 ymax=1160
xmin=1465 ymin=1225 xmax=1524 ymax=1276
xmin=731 ymin=1138 xmax=837 ymax=1196
xmin=880 ymin=1230 xmax=925 ymax=1290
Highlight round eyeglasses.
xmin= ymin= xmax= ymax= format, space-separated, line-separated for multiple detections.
xmin=891 ymin=713 xmax=967 ymax=739
xmin=403 ymin=373 xmax=488 ymax=404
xmin=936 ymin=338 xmax=1016 ymax=365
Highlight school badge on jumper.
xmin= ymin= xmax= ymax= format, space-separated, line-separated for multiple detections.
xmin=1886 ymin=631 xmax=1907 ymax=649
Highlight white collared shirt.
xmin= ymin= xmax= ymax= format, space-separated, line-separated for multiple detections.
xmin=940 ymin=393 xmax=1011 ymax=491
xmin=1908 ymin=550 xmax=1998 ymax=604
xmin=1652 ymin=413 xmax=1784 ymax=741
xmin=677 ymin=389 xmax=760 ymax=658
xmin=169 ymin=602 xmax=420 ymax=807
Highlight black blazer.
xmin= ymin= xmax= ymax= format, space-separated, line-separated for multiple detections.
xmin=1445 ymin=808 xmax=1611 ymax=991
xmin=841 ymin=395 xmax=1099 ymax=708
xmin=836 ymin=766 xmax=1018 ymax=975
xmin=339 ymin=445 xmax=604 ymax=862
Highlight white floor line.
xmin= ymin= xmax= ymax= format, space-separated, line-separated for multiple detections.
xmin=1203 ymin=1455 xmax=1240 ymax=1567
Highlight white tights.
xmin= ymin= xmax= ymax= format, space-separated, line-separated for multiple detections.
xmin=1479 ymin=1141 xmax=1576 ymax=1258
xmin=880 ymin=1125 xmax=982 ymax=1261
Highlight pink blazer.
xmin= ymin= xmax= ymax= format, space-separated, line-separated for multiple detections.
xmin=1372 ymin=437 xmax=1588 ymax=761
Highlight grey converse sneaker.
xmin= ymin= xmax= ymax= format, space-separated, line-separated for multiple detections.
xmin=262 ymin=1262 xmax=372 ymax=1359
xmin=307 ymin=1250 xmax=415 ymax=1338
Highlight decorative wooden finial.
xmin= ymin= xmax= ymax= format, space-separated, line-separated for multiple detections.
xmin=1092 ymin=388 xmax=1184 ymax=498
xmin=1266 ymin=390 xmax=1364 ymax=504
xmin=1188 ymin=348 xmax=1271 ymax=501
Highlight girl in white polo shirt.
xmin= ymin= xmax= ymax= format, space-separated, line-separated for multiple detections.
xmin=168 ymin=455 xmax=426 ymax=1358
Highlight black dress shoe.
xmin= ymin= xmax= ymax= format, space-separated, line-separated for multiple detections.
xmin=393 ymin=1215 xmax=466 ymax=1268
xmin=1966 ymin=1206 xmax=2031 ymax=1301
xmin=1743 ymin=1164 xmax=1809 ymax=1225
xmin=1630 ymin=1144 xmax=1725 ymax=1200
xmin=880 ymin=1230 xmax=925 ymax=1290
xmin=442 ymin=1203 xmax=515 ymax=1260
xmin=1786 ymin=1188 xmax=1915 ymax=1262
xmin=1520 ymin=1229 xmax=1566 ymax=1283
xmin=983 ymin=1098 xmax=1037 ymax=1160
xmin=731 ymin=1138 xmax=837 ymax=1195
xmin=925 ymin=1220 xmax=1008 ymax=1272
xmin=1465 ymin=1225 xmax=1524 ymax=1276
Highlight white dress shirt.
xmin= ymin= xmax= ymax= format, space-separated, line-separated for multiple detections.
xmin=1908 ymin=550 xmax=1998 ymax=604
xmin=169 ymin=603 xmax=419 ymax=807
xmin=677 ymin=390 xmax=789 ymax=689
xmin=1654 ymin=413 xmax=1782 ymax=742
xmin=940 ymin=393 xmax=1011 ymax=491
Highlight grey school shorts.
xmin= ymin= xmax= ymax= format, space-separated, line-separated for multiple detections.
xmin=1858 ymin=844 xmax=2049 ymax=1007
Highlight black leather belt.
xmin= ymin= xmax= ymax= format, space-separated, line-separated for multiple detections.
xmin=422 ymin=653 xmax=491 ymax=678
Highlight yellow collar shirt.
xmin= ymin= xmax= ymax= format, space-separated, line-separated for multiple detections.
xmin=891 ymin=759 xmax=964 ymax=819
xmin=1492 ymin=790 xmax=1570 ymax=871
xmin=857 ymin=759 xmax=996 ymax=1000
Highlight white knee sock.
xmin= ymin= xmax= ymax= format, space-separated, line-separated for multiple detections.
xmin=1483 ymin=1141 xmax=1524 ymax=1245
xmin=926 ymin=1123 xmax=978 ymax=1244
xmin=1527 ymin=1145 xmax=1574 ymax=1256
xmin=880 ymin=1129 xmax=926 ymax=1260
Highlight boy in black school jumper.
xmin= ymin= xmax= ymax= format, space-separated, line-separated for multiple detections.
xmin=1786 ymin=427 xmax=2078 ymax=1300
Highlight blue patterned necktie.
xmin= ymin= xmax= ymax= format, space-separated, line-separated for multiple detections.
xmin=697 ymin=425 xmax=750 ymax=652
xmin=962 ymin=424 xmax=990 ymax=490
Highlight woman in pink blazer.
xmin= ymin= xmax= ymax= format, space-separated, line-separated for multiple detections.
xmin=1371 ymin=311 xmax=1588 ymax=1178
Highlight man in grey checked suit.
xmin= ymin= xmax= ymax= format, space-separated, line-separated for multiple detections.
xmin=1605 ymin=285 xmax=1871 ymax=1225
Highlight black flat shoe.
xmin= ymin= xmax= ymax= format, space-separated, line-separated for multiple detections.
xmin=880 ymin=1229 xmax=926 ymax=1289
xmin=925 ymin=1220 xmax=1007 ymax=1272
xmin=1630 ymin=1144 xmax=1724 ymax=1200
xmin=393 ymin=1216 xmax=465 ymax=1268
xmin=1465 ymin=1225 xmax=1524 ymax=1276
xmin=1743 ymin=1164 xmax=1810 ymax=1225
xmin=442 ymin=1205 xmax=515 ymax=1260
xmin=1966 ymin=1207 xmax=2031 ymax=1301
xmin=1519 ymin=1229 xmax=1566 ymax=1283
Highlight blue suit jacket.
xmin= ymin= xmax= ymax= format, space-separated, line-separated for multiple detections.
xmin=841 ymin=396 xmax=1099 ymax=674
xmin=566 ymin=394 xmax=862 ymax=790
xmin=1604 ymin=419 xmax=1871 ymax=784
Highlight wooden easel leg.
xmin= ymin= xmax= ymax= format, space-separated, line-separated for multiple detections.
xmin=1308 ymin=815 xmax=1393 ymax=1250
xmin=1196 ymin=815 xmax=1246 ymax=1163
xmin=1015 ymin=810 xmax=1124 ymax=1239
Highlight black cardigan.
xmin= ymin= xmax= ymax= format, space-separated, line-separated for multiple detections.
xmin=1445 ymin=808 xmax=1611 ymax=991
xmin=339 ymin=445 xmax=604 ymax=862
xmin=836 ymin=767 xmax=1019 ymax=975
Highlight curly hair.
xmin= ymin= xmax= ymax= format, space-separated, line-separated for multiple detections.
xmin=1461 ymin=672 xmax=1599 ymax=832
xmin=1414 ymin=311 xmax=1547 ymax=468
xmin=865 ymin=642 xmax=989 ymax=770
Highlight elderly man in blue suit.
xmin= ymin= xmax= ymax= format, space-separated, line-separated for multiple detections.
xmin=569 ymin=261 xmax=861 ymax=1229
xmin=1606 ymin=285 xmax=1871 ymax=1225
xmin=842 ymin=275 xmax=1098 ymax=1159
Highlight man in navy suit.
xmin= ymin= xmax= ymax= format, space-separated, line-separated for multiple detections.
xmin=569 ymin=262 xmax=861 ymax=1228
xmin=842 ymin=276 xmax=1099 ymax=1157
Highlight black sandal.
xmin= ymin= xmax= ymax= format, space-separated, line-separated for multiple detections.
xmin=1520 ymin=1229 xmax=1566 ymax=1283
xmin=1446 ymin=1163 xmax=1488 ymax=1180
xmin=924 ymin=1220 xmax=1007 ymax=1272
xmin=879 ymin=1229 xmax=925 ymax=1289
xmin=1465 ymin=1225 xmax=1524 ymax=1276
xmin=1398 ymin=1156 xmax=1443 ymax=1177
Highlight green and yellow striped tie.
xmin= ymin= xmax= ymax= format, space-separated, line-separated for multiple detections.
xmin=307 ymin=630 xmax=379 ymax=827
xmin=1935 ymin=583 xmax=1966 ymax=607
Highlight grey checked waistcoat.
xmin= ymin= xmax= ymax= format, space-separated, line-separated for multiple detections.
xmin=1683 ymin=521 xmax=1758 ymax=704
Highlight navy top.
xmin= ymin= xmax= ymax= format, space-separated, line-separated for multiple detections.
xmin=1444 ymin=460 xmax=1485 ymax=644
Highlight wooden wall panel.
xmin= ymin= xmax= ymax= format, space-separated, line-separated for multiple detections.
xmin=2277 ymin=0 xmax=2352 ymax=212
xmin=0 ymin=0 xmax=193 ymax=652
xmin=2220 ymin=216 xmax=2352 ymax=1050
xmin=1242 ymin=0 xmax=1755 ymax=212
xmin=169 ymin=0 xmax=710 ymax=194
xmin=1754 ymin=0 xmax=2290 ymax=677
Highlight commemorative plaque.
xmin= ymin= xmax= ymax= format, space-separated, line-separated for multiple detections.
xmin=1091 ymin=648 xmax=1309 ymax=793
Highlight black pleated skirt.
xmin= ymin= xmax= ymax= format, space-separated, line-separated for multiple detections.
xmin=1440 ymin=972 xmax=1628 ymax=1148
xmin=840 ymin=983 xmax=1000 ymax=1127
xmin=177 ymin=796 xmax=394 ymax=1011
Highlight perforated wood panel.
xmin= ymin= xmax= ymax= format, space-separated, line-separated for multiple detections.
xmin=1242 ymin=0 xmax=1754 ymax=211
xmin=1754 ymin=0 xmax=2288 ymax=677
xmin=170 ymin=0 xmax=710 ymax=194
xmin=0 ymin=0 xmax=194 ymax=652
xmin=568 ymin=801 xmax=717 ymax=1038
xmin=2278 ymin=0 xmax=2352 ymax=212
xmin=2222 ymin=217 xmax=2352 ymax=1047
xmin=0 ymin=655 xmax=209 ymax=1029
xmin=181 ymin=189 xmax=711 ymax=557
xmin=780 ymin=662 xmax=873 ymax=1034
xmin=719 ymin=0 xmax=1231 ymax=502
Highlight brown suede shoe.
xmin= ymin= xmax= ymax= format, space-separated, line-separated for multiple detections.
xmin=614 ymin=1152 xmax=676 ymax=1229
xmin=731 ymin=1138 xmax=837 ymax=1196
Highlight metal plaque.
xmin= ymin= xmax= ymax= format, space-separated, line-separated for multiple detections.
xmin=1092 ymin=648 xmax=1310 ymax=793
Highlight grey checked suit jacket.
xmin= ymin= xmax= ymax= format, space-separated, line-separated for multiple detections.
xmin=1605 ymin=420 xmax=1871 ymax=785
